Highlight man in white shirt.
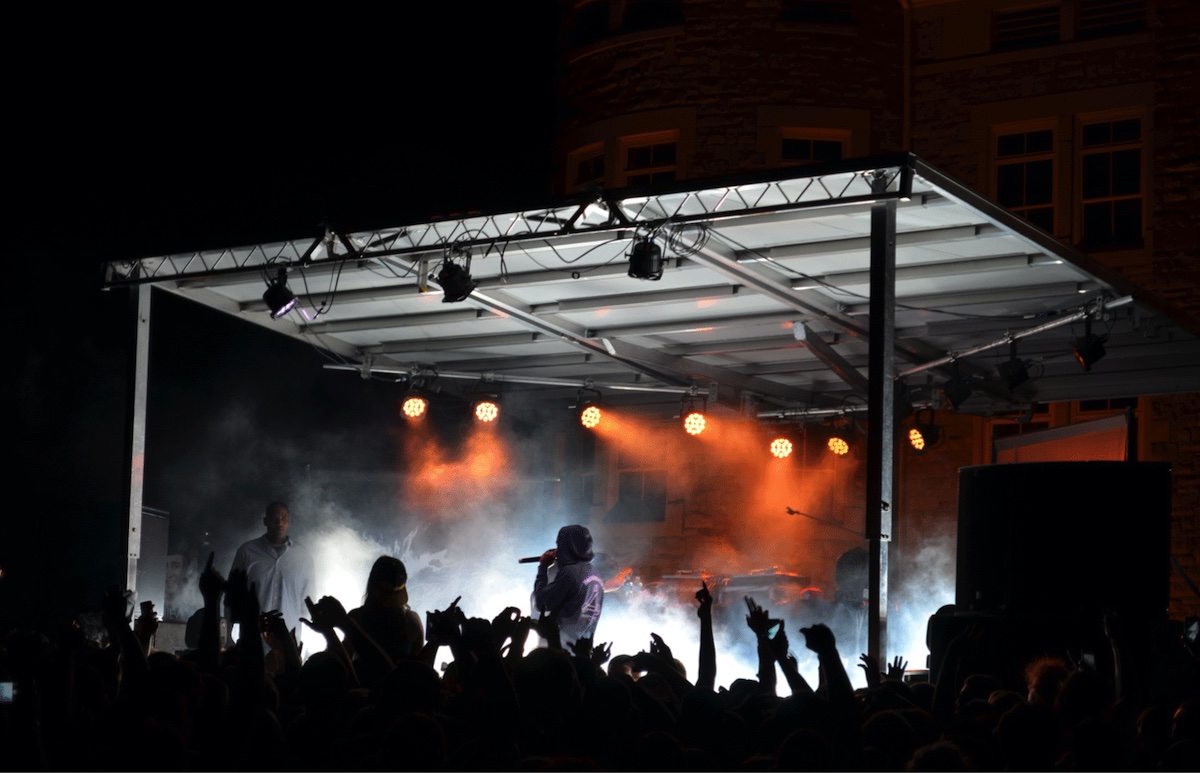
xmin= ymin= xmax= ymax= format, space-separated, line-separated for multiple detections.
xmin=224 ymin=501 xmax=315 ymax=650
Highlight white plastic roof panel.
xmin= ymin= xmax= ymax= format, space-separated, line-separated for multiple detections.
xmin=104 ymin=154 xmax=1200 ymax=419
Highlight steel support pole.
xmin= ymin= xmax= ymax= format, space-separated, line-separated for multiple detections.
xmin=865 ymin=194 xmax=897 ymax=666
xmin=125 ymin=284 xmax=151 ymax=593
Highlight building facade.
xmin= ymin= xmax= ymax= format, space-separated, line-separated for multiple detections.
xmin=552 ymin=0 xmax=1200 ymax=620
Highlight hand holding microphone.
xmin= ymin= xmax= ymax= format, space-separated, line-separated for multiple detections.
xmin=518 ymin=549 xmax=557 ymax=566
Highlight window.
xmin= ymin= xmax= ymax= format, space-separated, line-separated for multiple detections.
xmin=780 ymin=0 xmax=854 ymax=25
xmin=993 ymin=4 xmax=1061 ymax=52
xmin=619 ymin=131 xmax=678 ymax=188
xmin=781 ymin=137 xmax=844 ymax=164
xmin=774 ymin=127 xmax=850 ymax=169
xmin=993 ymin=126 xmax=1056 ymax=233
xmin=1077 ymin=0 xmax=1147 ymax=40
xmin=569 ymin=142 xmax=606 ymax=191
xmin=1079 ymin=116 xmax=1143 ymax=248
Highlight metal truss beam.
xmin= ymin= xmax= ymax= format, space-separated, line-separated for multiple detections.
xmin=103 ymin=157 xmax=915 ymax=287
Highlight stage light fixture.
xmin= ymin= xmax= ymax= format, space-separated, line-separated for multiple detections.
xmin=995 ymin=341 xmax=1030 ymax=390
xmin=474 ymin=398 xmax=499 ymax=423
xmin=401 ymin=391 xmax=428 ymax=419
xmin=581 ymin=404 xmax=602 ymax=429
xmin=680 ymin=391 xmax=707 ymax=436
xmin=263 ymin=266 xmax=298 ymax=319
xmin=628 ymin=235 xmax=664 ymax=280
xmin=770 ymin=436 xmax=794 ymax=459
xmin=938 ymin=366 xmax=973 ymax=410
xmin=822 ymin=417 xmax=862 ymax=457
xmin=1070 ymin=318 xmax=1107 ymax=371
xmin=577 ymin=387 xmax=603 ymax=429
xmin=906 ymin=409 xmax=942 ymax=454
xmin=437 ymin=249 xmax=476 ymax=303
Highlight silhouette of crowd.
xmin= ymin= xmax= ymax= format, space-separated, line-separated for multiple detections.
xmin=1 ymin=555 xmax=1198 ymax=771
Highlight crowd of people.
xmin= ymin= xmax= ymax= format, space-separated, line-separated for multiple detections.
xmin=1 ymin=520 xmax=1198 ymax=770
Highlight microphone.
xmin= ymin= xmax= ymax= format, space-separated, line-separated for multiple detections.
xmin=518 ymin=556 xmax=542 ymax=564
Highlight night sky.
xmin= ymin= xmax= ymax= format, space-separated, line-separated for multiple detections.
xmin=8 ymin=7 xmax=560 ymax=627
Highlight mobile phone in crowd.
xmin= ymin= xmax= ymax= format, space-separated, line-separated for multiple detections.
xmin=0 ymin=681 xmax=16 ymax=704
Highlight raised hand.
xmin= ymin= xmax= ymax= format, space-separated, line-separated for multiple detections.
xmin=695 ymin=580 xmax=713 ymax=618
xmin=300 ymin=595 xmax=349 ymax=637
xmin=744 ymin=596 xmax=776 ymax=639
xmin=426 ymin=597 xmax=465 ymax=643
xmin=534 ymin=612 xmax=562 ymax=650
xmin=491 ymin=606 xmax=521 ymax=648
xmin=261 ymin=610 xmax=294 ymax=649
xmin=800 ymin=623 xmax=837 ymax=654
xmin=766 ymin=620 xmax=790 ymax=661
xmin=134 ymin=601 xmax=160 ymax=650
xmin=858 ymin=652 xmax=882 ymax=689
xmin=507 ymin=614 xmax=534 ymax=659
xmin=649 ymin=632 xmax=674 ymax=664
xmin=101 ymin=585 xmax=133 ymax=629
xmin=570 ymin=635 xmax=594 ymax=660
xmin=885 ymin=655 xmax=908 ymax=681
xmin=591 ymin=641 xmax=613 ymax=669
xmin=198 ymin=551 xmax=225 ymax=606
xmin=225 ymin=568 xmax=260 ymax=625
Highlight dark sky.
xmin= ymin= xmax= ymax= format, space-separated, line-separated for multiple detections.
xmin=7 ymin=7 xmax=561 ymax=625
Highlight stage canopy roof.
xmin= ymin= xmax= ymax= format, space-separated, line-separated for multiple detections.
xmin=103 ymin=153 xmax=1200 ymax=423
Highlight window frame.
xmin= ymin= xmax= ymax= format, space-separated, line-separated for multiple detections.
xmin=989 ymin=118 xmax=1060 ymax=237
xmin=775 ymin=127 xmax=851 ymax=167
xmin=617 ymin=129 xmax=680 ymax=188
xmin=1073 ymin=108 xmax=1147 ymax=250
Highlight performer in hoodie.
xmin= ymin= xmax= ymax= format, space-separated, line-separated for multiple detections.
xmin=532 ymin=524 xmax=605 ymax=648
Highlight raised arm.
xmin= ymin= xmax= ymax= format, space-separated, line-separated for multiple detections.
xmin=695 ymin=581 xmax=716 ymax=692
xmin=745 ymin=596 xmax=778 ymax=696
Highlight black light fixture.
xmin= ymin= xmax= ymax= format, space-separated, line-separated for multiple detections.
xmin=1071 ymin=318 xmax=1108 ymax=371
xmin=263 ymin=266 xmax=298 ymax=319
xmin=907 ymin=409 xmax=942 ymax=454
xmin=824 ymin=417 xmax=860 ymax=457
xmin=938 ymin=365 xmax=973 ymax=410
xmin=995 ymin=341 xmax=1030 ymax=391
xmin=681 ymin=391 xmax=707 ymax=436
xmin=576 ymin=387 xmax=603 ymax=429
xmin=628 ymin=234 xmax=664 ymax=280
xmin=473 ymin=396 xmax=500 ymax=423
xmin=401 ymin=389 xmax=428 ymax=419
xmin=769 ymin=428 xmax=796 ymax=459
xmin=438 ymin=247 xmax=476 ymax=303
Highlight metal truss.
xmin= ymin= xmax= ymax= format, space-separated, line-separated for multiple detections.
xmin=102 ymin=156 xmax=914 ymax=287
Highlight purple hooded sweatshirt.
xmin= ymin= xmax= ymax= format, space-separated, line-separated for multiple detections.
xmin=532 ymin=524 xmax=604 ymax=647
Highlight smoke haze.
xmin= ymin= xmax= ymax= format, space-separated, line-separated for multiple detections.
xmin=150 ymin=386 xmax=956 ymax=689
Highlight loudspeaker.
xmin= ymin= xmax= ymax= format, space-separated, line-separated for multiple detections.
xmin=956 ymin=462 xmax=1171 ymax=622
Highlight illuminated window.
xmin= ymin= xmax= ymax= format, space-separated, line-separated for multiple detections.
xmin=994 ymin=126 xmax=1056 ymax=233
xmin=1079 ymin=116 xmax=1143 ymax=248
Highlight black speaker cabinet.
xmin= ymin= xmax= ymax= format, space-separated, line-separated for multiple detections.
xmin=956 ymin=462 xmax=1171 ymax=622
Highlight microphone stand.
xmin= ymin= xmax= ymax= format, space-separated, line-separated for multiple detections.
xmin=784 ymin=507 xmax=866 ymax=539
